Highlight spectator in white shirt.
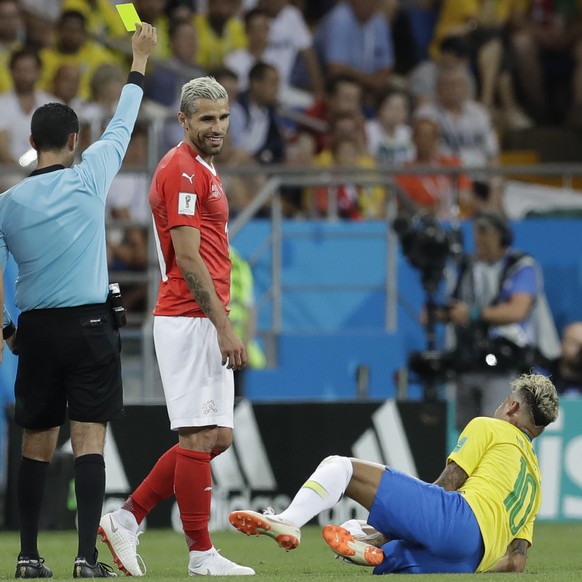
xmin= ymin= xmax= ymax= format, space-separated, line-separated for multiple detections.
xmin=260 ymin=0 xmax=324 ymax=106
xmin=0 ymin=47 xmax=54 ymax=167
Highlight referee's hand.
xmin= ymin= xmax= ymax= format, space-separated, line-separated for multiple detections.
xmin=131 ymin=23 xmax=157 ymax=74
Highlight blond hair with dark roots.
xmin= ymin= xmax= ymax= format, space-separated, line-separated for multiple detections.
xmin=511 ymin=373 xmax=559 ymax=428
xmin=180 ymin=76 xmax=228 ymax=118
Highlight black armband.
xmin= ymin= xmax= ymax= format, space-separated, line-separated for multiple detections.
xmin=3 ymin=321 xmax=16 ymax=340
xmin=127 ymin=71 xmax=145 ymax=89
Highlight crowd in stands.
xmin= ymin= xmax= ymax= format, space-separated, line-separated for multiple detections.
xmin=2 ymin=0 xmax=582 ymax=318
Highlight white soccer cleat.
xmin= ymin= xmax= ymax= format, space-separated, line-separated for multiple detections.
xmin=340 ymin=519 xmax=389 ymax=547
xmin=322 ymin=525 xmax=384 ymax=567
xmin=98 ymin=512 xmax=145 ymax=576
xmin=188 ymin=549 xmax=255 ymax=576
xmin=229 ymin=508 xmax=301 ymax=551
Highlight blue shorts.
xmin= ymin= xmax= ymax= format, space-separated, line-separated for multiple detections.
xmin=368 ymin=467 xmax=484 ymax=574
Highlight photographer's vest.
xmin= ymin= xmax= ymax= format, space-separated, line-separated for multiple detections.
xmin=451 ymin=250 xmax=560 ymax=363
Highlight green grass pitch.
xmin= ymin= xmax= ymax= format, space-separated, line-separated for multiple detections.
xmin=1 ymin=523 xmax=580 ymax=580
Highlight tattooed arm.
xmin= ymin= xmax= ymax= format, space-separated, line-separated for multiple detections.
xmin=487 ymin=538 xmax=529 ymax=572
xmin=170 ymin=225 xmax=246 ymax=369
xmin=433 ymin=461 xmax=469 ymax=491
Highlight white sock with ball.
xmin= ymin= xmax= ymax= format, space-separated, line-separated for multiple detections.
xmin=278 ymin=455 xmax=353 ymax=527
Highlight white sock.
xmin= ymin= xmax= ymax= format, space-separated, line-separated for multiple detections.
xmin=113 ymin=508 xmax=139 ymax=532
xmin=278 ymin=455 xmax=353 ymax=527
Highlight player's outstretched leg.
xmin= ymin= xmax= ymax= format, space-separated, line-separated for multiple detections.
xmin=98 ymin=512 xmax=145 ymax=576
xmin=229 ymin=508 xmax=301 ymax=551
xmin=322 ymin=525 xmax=384 ymax=566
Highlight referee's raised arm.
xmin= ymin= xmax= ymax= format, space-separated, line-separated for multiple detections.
xmin=76 ymin=22 xmax=157 ymax=198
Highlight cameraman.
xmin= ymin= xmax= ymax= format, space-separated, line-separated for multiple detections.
xmin=438 ymin=212 xmax=557 ymax=429
xmin=540 ymin=322 xmax=582 ymax=397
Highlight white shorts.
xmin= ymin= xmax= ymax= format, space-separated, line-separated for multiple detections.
xmin=153 ymin=316 xmax=234 ymax=430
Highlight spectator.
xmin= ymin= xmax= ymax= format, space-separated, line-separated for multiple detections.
xmin=82 ymin=63 xmax=126 ymax=125
xmin=146 ymin=18 xmax=204 ymax=107
xmin=229 ymin=61 xmax=285 ymax=165
xmin=0 ymin=48 xmax=54 ymax=167
xmin=512 ymin=0 xmax=582 ymax=125
xmin=408 ymin=34 xmax=477 ymax=106
xmin=83 ymin=63 xmax=167 ymax=137
xmin=365 ymin=88 xmax=414 ymax=166
xmin=429 ymin=0 xmax=532 ymax=130
xmin=0 ymin=0 xmax=24 ymax=93
xmin=209 ymin=67 xmax=263 ymax=218
xmin=314 ymin=0 xmax=394 ymax=104
xmin=38 ymin=10 xmax=118 ymax=101
xmin=60 ymin=0 xmax=127 ymax=39
xmin=19 ymin=0 xmax=58 ymax=50
xmin=434 ymin=212 xmax=559 ymax=430
xmin=135 ymin=0 xmax=171 ymax=58
xmin=51 ymin=63 xmax=85 ymax=111
xmin=311 ymin=115 xmax=385 ymax=220
xmin=106 ymin=122 xmax=150 ymax=318
xmin=259 ymin=0 xmax=324 ymax=106
xmin=539 ymin=322 xmax=582 ymax=397
xmin=194 ymin=0 xmax=246 ymax=71
xmin=300 ymin=74 xmax=364 ymax=154
xmin=224 ymin=8 xmax=270 ymax=93
xmin=395 ymin=117 xmax=475 ymax=220
xmin=414 ymin=66 xmax=501 ymax=211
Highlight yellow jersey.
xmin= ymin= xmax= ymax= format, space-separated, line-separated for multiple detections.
xmin=39 ymin=41 xmax=120 ymax=100
xmin=430 ymin=0 xmax=528 ymax=58
xmin=448 ymin=416 xmax=541 ymax=572
xmin=194 ymin=14 xmax=246 ymax=71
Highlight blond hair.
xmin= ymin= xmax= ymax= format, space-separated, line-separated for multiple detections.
xmin=511 ymin=373 xmax=559 ymax=427
xmin=180 ymin=76 xmax=228 ymax=118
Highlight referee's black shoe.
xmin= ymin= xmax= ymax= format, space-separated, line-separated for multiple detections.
xmin=15 ymin=557 xmax=53 ymax=578
xmin=73 ymin=558 xmax=117 ymax=578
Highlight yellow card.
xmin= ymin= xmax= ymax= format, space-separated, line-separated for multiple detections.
xmin=115 ymin=3 xmax=141 ymax=32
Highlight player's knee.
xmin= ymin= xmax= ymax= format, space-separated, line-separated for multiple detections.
xmin=320 ymin=454 xmax=345 ymax=466
xmin=318 ymin=455 xmax=353 ymax=479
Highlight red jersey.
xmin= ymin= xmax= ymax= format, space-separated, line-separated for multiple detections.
xmin=149 ymin=141 xmax=231 ymax=317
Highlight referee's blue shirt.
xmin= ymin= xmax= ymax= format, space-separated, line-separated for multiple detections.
xmin=0 ymin=77 xmax=144 ymax=311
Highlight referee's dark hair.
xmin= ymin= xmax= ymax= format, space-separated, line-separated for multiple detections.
xmin=31 ymin=103 xmax=79 ymax=152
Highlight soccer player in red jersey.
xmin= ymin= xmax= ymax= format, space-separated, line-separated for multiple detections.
xmin=99 ymin=76 xmax=254 ymax=577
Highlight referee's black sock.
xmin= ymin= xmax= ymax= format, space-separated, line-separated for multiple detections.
xmin=75 ymin=453 xmax=106 ymax=564
xmin=17 ymin=457 xmax=49 ymax=560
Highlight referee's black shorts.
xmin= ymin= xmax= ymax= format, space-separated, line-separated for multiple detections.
xmin=14 ymin=303 xmax=124 ymax=429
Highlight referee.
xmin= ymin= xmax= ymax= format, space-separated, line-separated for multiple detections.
xmin=0 ymin=24 xmax=156 ymax=578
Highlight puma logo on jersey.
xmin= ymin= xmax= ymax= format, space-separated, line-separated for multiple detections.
xmin=182 ymin=172 xmax=195 ymax=184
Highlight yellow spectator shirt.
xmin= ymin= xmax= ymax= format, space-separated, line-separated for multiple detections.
xmin=61 ymin=0 xmax=127 ymax=38
xmin=39 ymin=41 xmax=119 ymax=100
xmin=194 ymin=14 xmax=246 ymax=71
xmin=448 ymin=417 xmax=541 ymax=572
xmin=0 ymin=41 xmax=21 ymax=93
xmin=430 ymin=0 xmax=528 ymax=58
